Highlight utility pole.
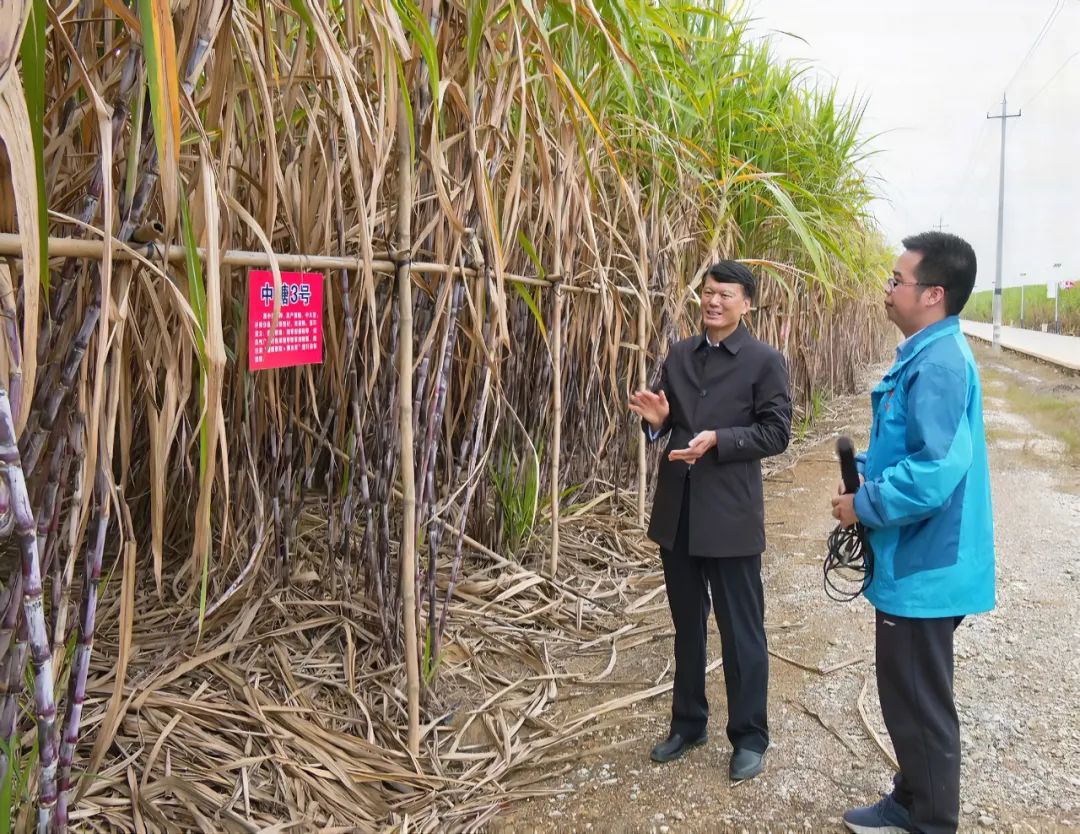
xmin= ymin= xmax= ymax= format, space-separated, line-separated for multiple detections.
xmin=987 ymin=95 xmax=1021 ymax=353
xmin=933 ymin=215 xmax=948 ymax=232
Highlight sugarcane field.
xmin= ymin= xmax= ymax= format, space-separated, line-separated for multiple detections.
xmin=1 ymin=1 xmax=1079 ymax=832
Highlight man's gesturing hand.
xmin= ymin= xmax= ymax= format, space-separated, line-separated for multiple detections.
xmin=628 ymin=389 xmax=670 ymax=431
xmin=668 ymin=430 xmax=717 ymax=464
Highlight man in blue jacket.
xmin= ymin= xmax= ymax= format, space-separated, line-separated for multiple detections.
xmin=831 ymin=232 xmax=995 ymax=834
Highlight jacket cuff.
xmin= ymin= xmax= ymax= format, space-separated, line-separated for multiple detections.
xmin=714 ymin=428 xmax=746 ymax=459
xmin=854 ymin=484 xmax=885 ymax=529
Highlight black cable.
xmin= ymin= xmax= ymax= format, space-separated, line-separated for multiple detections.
xmin=824 ymin=521 xmax=873 ymax=602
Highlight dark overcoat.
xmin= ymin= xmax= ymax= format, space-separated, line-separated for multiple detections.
xmin=645 ymin=323 xmax=792 ymax=557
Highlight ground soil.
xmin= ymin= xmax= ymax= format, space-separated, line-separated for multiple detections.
xmin=491 ymin=342 xmax=1080 ymax=834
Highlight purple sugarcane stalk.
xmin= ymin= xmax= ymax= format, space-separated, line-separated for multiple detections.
xmin=21 ymin=302 xmax=100 ymax=479
xmin=0 ymin=389 xmax=59 ymax=832
xmin=53 ymin=467 xmax=108 ymax=831
xmin=35 ymin=431 xmax=70 ymax=672
xmin=0 ymin=283 xmax=23 ymax=424
xmin=0 ymin=569 xmax=20 ymax=662
xmin=36 ymin=434 xmax=68 ymax=574
xmin=51 ymin=419 xmax=84 ymax=671
xmin=41 ymin=48 xmax=140 ymax=368
xmin=0 ymin=596 xmax=26 ymax=791
xmin=381 ymin=302 xmax=402 ymax=636
xmin=419 ymin=283 xmax=464 ymax=642
xmin=436 ymin=310 xmax=495 ymax=649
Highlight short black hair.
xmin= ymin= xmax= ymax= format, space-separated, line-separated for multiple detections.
xmin=705 ymin=260 xmax=756 ymax=301
xmin=901 ymin=232 xmax=977 ymax=316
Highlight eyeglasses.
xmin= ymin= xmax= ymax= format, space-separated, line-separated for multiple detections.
xmin=885 ymin=276 xmax=938 ymax=292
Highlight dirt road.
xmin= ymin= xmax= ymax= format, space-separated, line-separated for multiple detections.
xmin=494 ymin=343 xmax=1080 ymax=834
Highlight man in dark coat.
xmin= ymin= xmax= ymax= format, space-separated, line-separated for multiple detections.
xmin=629 ymin=260 xmax=791 ymax=781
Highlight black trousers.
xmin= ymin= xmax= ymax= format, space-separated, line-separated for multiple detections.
xmin=660 ymin=488 xmax=769 ymax=753
xmin=876 ymin=610 xmax=964 ymax=834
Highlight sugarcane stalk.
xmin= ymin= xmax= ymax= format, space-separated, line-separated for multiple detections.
xmin=53 ymin=465 xmax=108 ymax=831
xmin=0 ymin=611 xmax=27 ymax=791
xmin=20 ymin=294 xmax=100 ymax=479
xmin=55 ymin=0 xmax=93 ymax=136
xmin=40 ymin=48 xmax=140 ymax=368
xmin=418 ymin=281 xmax=463 ymax=655
xmin=435 ymin=263 xmax=494 ymax=650
xmin=51 ymin=418 xmax=84 ymax=673
xmin=281 ymin=425 xmax=294 ymax=584
xmin=435 ymin=336 xmax=493 ymax=650
xmin=33 ymin=429 xmax=68 ymax=662
xmin=0 ymin=389 xmax=59 ymax=832
xmin=379 ymin=299 xmax=401 ymax=639
xmin=271 ymin=431 xmax=284 ymax=585
xmin=330 ymin=136 xmax=385 ymax=624
xmin=0 ymin=268 xmax=23 ymax=423
xmin=36 ymin=432 xmax=67 ymax=575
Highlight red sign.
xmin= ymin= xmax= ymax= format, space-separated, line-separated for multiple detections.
xmin=248 ymin=271 xmax=324 ymax=370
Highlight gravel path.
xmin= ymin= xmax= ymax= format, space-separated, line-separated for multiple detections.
xmin=493 ymin=344 xmax=1080 ymax=834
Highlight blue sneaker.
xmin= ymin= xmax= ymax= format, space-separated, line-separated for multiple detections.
xmin=842 ymin=794 xmax=918 ymax=834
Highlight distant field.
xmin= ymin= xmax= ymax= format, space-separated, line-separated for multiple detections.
xmin=964 ymin=283 xmax=1080 ymax=336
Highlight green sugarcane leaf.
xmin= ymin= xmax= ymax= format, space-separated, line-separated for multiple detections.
xmin=19 ymin=0 xmax=47 ymax=295
xmin=466 ymin=0 xmax=489 ymax=74
xmin=288 ymin=0 xmax=318 ymax=48
xmin=515 ymin=230 xmax=545 ymax=280
xmin=180 ymin=196 xmax=212 ymax=632
xmin=137 ymin=0 xmax=182 ymax=231
xmin=180 ymin=199 xmax=208 ymax=360
xmin=392 ymin=0 xmax=441 ymax=125
xmin=511 ymin=282 xmax=547 ymax=341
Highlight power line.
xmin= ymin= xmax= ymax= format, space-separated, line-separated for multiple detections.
xmin=1023 ymin=48 xmax=1080 ymax=106
xmin=941 ymin=120 xmax=992 ymax=221
xmin=1005 ymin=0 xmax=1065 ymax=92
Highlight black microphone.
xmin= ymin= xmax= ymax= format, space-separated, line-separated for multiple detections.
xmin=825 ymin=435 xmax=873 ymax=601
xmin=836 ymin=436 xmax=861 ymax=495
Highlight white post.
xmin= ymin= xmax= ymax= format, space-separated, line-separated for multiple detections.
xmin=1053 ymin=263 xmax=1062 ymax=333
xmin=1019 ymin=272 xmax=1027 ymax=329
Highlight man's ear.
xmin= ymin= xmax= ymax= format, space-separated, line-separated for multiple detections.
xmin=926 ymin=286 xmax=946 ymax=308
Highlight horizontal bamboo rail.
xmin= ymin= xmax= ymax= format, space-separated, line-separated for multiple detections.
xmin=0 ymin=233 xmax=656 ymax=298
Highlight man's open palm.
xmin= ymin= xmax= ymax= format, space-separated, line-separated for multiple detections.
xmin=668 ymin=430 xmax=717 ymax=464
xmin=629 ymin=389 xmax=670 ymax=429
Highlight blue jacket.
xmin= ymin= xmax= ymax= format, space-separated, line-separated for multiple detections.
xmin=853 ymin=316 xmax=995 ymax=618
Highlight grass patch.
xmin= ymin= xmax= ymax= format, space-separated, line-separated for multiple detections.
xmin=983 ymin=368 xmax=1080 ymax=459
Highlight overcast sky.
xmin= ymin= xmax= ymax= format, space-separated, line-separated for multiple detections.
xmin=740 ymin=0 xmax=1079 ymax=290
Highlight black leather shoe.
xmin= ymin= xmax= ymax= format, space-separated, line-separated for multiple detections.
xmin=729 ymin=747 xmax=767 ymax=781
xmin=649 ymin=732 xmax=706 ymax=763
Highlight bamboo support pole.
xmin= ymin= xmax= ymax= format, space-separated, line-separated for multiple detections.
xmin=548 ymin=283 xmax=563 ymax=578
xmin=0 ymin=232 xmax=659 ymax=297
xmin=636 ymin=298 xmax=648 ymax=528
xmin=395 ymin=92 xmax=421 ymax=758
